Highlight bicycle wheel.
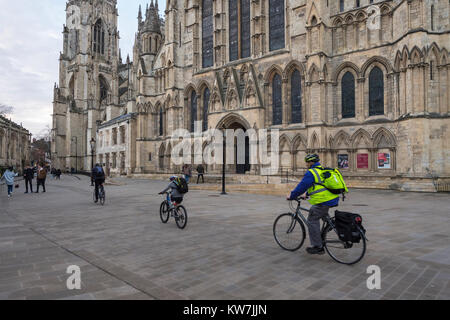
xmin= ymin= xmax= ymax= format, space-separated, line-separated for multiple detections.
xmin=273 ymin=213 xmax=306 ymax=251
xmin=160 ymin=201 xmax=170 ymax=223
xmin=174 ymin=205 xmax=188 ymax=229
xmin=93 ymin=190 xmax=96 ymax=203
xmin=322 ymin=225 xmax=366 ymax=265
xmin=100 ymin=187 xmax=105 ymax=206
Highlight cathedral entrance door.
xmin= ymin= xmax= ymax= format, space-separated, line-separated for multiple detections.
xmin=226 ymin=122 xmax=250 ymax=174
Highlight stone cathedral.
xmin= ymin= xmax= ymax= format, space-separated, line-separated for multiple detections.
xmin=52 ymin=0 xmax=450 ymax=192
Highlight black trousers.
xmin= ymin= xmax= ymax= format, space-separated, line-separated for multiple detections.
xmin=197 ymin=174 xmax=204 ymax=184
xmin=94 ymin=180 xmax=104 ymax=200
xmin=36 ymin=179 xmax=46 ymax=192
xmin=25 ymin=179 xmax=33 ymax=193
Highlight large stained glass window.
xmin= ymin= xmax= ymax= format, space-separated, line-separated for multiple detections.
xmin=202 ymin=0 xmax=214 ymax=68
xmin=369 ymin=67 xmax=384 ymax=116
xmin=229 ymin=0 xmax=251 ymax=61
xmin=240 ymin=0 xmax=251 ymax=59
xmin=269 ymin=0 xmax=285 ymax=51
xmin=341 ymin=72 xmax=355 ymax=118
xmin=93 ymin=19 xmax=105 ymax=55
xmin=272 ymin=74 xmax=283 ymax=125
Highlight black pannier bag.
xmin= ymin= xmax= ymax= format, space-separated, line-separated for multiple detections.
xmin=334 ymin=211 xmax=366 ymax=243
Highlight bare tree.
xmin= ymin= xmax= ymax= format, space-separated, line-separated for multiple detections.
xmin=0 ymin=103 xmax=14 ymax=116
xmin=36 ymin=124 xmax=52 ymax=141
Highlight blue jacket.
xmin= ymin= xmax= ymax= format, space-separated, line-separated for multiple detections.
xmin=289 ymin=162 xmax=339 ymax=207
xmin=1 ymin=170 xmax=18 ymax=186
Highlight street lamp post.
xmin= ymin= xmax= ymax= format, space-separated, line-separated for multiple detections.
xmin=221 ymin=125 xmax=227 ymax=195
xmin=71 ymin=136 xmax=77 ymax=174
xmin=90 ymin=137 xmax=96 ymax=186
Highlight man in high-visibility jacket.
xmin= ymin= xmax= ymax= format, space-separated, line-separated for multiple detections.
xmin=287 ymin=154 xmax=339 ymax=255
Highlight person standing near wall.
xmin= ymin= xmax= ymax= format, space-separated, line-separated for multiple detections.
xmin=196 ymin=164 xmax=205 ymax=184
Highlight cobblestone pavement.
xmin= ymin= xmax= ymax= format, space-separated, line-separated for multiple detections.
xmin=0 ymin=175 xmax=449 ymax=300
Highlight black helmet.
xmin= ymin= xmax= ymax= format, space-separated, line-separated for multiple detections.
xmin=305 ymin=154 xmax=320 ymax=163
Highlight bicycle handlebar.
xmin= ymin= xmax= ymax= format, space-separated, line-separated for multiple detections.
xmin=287 ymin=196 xmax=308 ymax=202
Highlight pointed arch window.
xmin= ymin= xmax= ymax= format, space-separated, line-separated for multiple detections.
xmin=369 ymin=67 xmax=384 ymax=116
xmin=291 ymin=70 xmax=302 ymax=124
xmin=341 ymin=72 xmax=356 ymax=118
xmin=202 ymin=0 xmax=214 ymax=68
xmin=203 ymin=88 xmax=210 ymax=132
xmin=269 ymin=0 xmax=285 ymax=51
xmin=93 ymin=20 xmax=105 ymax=55
xmin=229 ymin=0 xmax=251 ymax=61
xmin=190 ymin=91 xmax=198 ymax=133
xmin=272 ymin=74 xmax=283 ymax=125
xmin=159 ymin=108 xmax=164 ymax=136
xmin=99 ymin=76 xmax=108 ymax=104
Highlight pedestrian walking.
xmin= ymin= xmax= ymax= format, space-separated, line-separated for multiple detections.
xmin=36 ymin=164 xmax=47 ymax=193
xmin=1 ymin=167 xmax=18 ymax=198
xmin=23 ymin=165 xmax=34 ymax=193
xmin=182 ymin=164 xmax=192 ymax=184
xmin=196 ymin=164 xmax=205 ymax=184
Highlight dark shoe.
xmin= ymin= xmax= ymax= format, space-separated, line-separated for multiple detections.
xmin=94 ymin=199 xmax=98 ymax=203
xmin=24 ymin=192 xmax=28 ymax=194
xmin=306 ymin=246 xmax=325 ymax=255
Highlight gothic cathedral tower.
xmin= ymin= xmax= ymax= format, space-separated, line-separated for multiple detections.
xmin=52 ymin=0 xmax=120 ymax=171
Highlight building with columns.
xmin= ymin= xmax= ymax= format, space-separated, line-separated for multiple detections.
xmin=52 ymin=0 xmax=449 ymax=191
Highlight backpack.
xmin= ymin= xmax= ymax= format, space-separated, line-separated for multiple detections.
xmin=314 ymin=167 xmax=349 ymax=200
xmin=174 ymin=177 xmax=189 ymax=194
xmin=334 ymin=211 xmax=366 ymax=243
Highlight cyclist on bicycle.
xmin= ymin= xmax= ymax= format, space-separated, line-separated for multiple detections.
xmin=159 ymin=176 xmax=184 ymax=208
xmin=287 ymin=154 xmax=340 ymax=255
xmin=91 ymin=163 xmax=105 ymax=203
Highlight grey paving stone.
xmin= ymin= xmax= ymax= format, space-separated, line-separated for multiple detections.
xmin=1 ymin=176 xmax=449 ymax=300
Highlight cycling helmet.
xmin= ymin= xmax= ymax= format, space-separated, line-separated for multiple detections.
xmin=305 ymin=154 xmax=320 ymax=163
xmin=169 ymin=176 xmax=178 ymax=181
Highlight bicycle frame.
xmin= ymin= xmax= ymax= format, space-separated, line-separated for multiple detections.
xmin=289 ymin=200 xmax=336 ymax=235
xmin=163 ymin=192 xmax=180 ymax=212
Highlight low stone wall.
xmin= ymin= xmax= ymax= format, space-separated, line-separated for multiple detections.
xmin=128 ymin=172 xmax=448 ymax=193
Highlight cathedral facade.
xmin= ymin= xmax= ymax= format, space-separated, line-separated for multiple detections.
xmin=52 ymin=0 xmax=450 ymax=191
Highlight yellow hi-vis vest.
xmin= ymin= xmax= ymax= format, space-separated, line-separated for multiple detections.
xmin=307 ymin=167 xmax=340 ymax=205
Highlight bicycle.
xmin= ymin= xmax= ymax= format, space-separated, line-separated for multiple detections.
xmin=159 ymin=192 xmax=188 ymax=229
xmin=93 ymin=183 xmax=105 ymax=206
xmin=273 ymin=197 xmax=367 ymax=265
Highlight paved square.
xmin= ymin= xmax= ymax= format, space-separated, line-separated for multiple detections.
xmin=0 ymin=176 xmax=449 ymax=300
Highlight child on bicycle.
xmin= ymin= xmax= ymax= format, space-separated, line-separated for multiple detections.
xmin=159 ymin=176 xmax=184 ymax=208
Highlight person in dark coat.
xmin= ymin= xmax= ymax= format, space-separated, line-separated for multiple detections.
xmin=36 ymin=164 xmax=47 ymax=193
xmin=23 ymin=165 xmax=34 ymax=193
xmin=196 ymin=164 xmax=205 ymax=184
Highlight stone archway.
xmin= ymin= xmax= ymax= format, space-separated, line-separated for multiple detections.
xmin=216 ymin=113 xmax=252 ymax=174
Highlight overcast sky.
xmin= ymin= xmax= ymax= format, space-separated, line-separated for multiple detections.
xmin=0 ymin=0 xmax=165 ymax=137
